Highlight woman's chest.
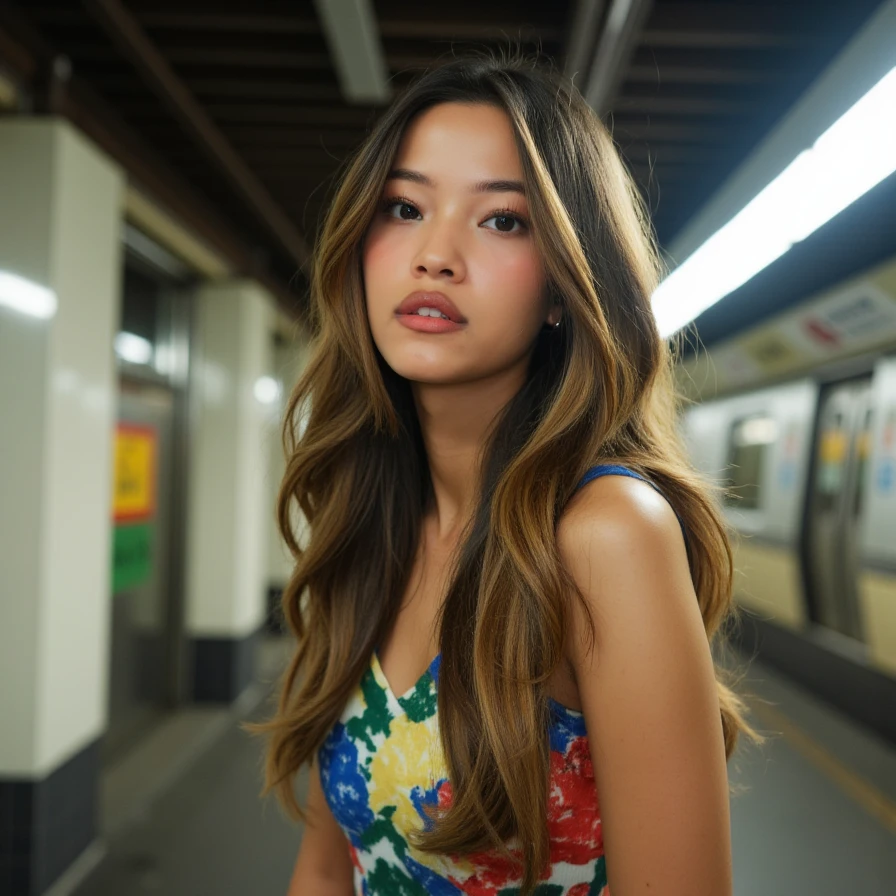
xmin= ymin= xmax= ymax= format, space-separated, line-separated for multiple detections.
xmin=317 ymin=657 xmax=607 ymax=885
xmin=377 ymin=535 xmax=584 ymax=713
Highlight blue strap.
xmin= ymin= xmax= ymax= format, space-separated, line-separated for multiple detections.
xmin=575 ymin=464 xmax=690 ymax=551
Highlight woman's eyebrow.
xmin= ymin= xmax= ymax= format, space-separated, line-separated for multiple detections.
xmin=387 ymin=168 xmax=526 ymax=196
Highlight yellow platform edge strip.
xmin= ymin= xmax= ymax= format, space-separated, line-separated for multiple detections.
xmin=746 ymin=697 xmax=896 ymax=836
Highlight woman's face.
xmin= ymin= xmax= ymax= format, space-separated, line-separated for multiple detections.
xmin=363 ymin=102 xmax=556 ymax=387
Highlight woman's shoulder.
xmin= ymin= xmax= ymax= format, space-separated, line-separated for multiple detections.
xmin=561 ymin=464 xmax=682 ymax=547
xmin=557 ymin=465 xmax=692 ymax=641
xmin=562 ymin=463 xmax=689 ymax=558
xmin=556 ymin=470 xmax=730 ymax=896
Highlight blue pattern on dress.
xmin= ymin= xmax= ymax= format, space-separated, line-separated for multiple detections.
xmin=319 ymin=721 xmax=375 ymax=847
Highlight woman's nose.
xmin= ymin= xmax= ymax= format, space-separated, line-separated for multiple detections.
xmin=412 ymin=222 xmax=466 ymax=281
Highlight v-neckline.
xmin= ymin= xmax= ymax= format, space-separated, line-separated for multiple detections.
xmin=370 ymin=648 xmax=584 ymax=721
xmin=372 ymin=646 xmax=441 ymax=706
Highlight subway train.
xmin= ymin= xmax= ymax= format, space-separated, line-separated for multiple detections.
xmin=677 ymin=252 xmax=896 ymax=742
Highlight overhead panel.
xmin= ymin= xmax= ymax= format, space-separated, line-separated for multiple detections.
xmin=313 ymin=0 xmax=391 ymax=105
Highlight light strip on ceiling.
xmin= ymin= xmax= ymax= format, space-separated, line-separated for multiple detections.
xmin=0 ymin=270 xmax=58 ymax=319
xmin=313 ymin=0 xmax=391 ymax=104
xmin=652 ymin=64 xmax=896 ymax=339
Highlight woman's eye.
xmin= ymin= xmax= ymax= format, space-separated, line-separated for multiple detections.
xmin=483 ymin=213 xmax=526 ymax=234
xmin=383 ymin=200 xmax=421 ymax=220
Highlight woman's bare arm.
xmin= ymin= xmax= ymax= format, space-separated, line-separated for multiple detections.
xmin=286 ymin=755 xmax=355 ymax=896
xmin=558 ymin=475 xmax=732 ymax=896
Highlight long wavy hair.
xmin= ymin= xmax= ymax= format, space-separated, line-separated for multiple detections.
xmin=250 ymin=51 xmax=763 ymax=894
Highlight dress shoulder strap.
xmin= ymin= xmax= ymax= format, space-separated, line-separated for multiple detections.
xmin=575 ymin=463 xmax=690 ymax=550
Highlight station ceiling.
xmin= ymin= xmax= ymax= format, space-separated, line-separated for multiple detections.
xmin=0 ymin=0 xmax=890 ymax=338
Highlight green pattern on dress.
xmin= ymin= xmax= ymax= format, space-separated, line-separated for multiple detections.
xmin=590 ymin=856 xmax=607 ymax=894
xmin=400 ymin=672 xmax=439 ymax=723
xmin=366 ymin=857 xmax=431 ymax=895
xmin=345 ymin=668 xmax=392 ymax=753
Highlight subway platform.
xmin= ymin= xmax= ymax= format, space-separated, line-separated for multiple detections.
xmin=53 ymin=636 xmax=896 ymax=896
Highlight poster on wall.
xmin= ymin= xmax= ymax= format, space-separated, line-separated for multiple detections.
xmin=112 ymin=423 xmax=157 ymax=592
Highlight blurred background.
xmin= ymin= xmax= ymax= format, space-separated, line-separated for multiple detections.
xmin=0 ymin=1 xmax=895 ymax=894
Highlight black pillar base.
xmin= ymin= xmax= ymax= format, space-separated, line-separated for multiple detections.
xmin=190 ymin=626 xmax=262 ymax=703
xmin=0 ymin=739 xmax=99 ymax=895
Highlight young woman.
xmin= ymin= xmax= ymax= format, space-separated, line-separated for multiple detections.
xmin=253 ymin=53 xmax=761 ymax=896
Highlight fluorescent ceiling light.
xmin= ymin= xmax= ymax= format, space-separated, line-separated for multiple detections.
xmin=0 ymin=270 xmax=57 ymax=319
xmin=652 ymin=65 xmax=896 ymax=339
xmin=313 ymin=0 xmax=391 ymax=104
xmin=115 ymin=332 xmax=153 ymax=365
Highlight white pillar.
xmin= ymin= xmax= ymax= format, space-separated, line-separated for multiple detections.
xmin=187 ymin=280 xmax=276 ymax=701
xmin=0 ymin=118 xmax=123 ymax=895
xmin=266 ymin=333 xmax=312 ymax=604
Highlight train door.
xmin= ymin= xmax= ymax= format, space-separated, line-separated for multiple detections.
xmin=104 ymin=246 xmax=192 ymax=763
xmin=806 ymin=378 xmax=873 ymax=642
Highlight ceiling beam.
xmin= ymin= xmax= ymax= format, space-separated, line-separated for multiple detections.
xmin=613 ymin=94 xmax=757 ymax=116
xmin=118 ymin=12 xmax=320 ymax=34
xmin=625 ymin=163 xmax=701 ymax=182
xmin=646 ymin=3 xmax=810 ymax=35
xmin=639 ymin=29 xmax=813 ymax=50
xmin=0 ymin=8 xmax=245 ymax=263
xmin=131 ymin=103 xmax=378 ymax=128
xmin=0 ymin=5 xmax=305 ymax=318
xmin=68 ymin=46 xmax=334 ymax=69
xmin=585 ymin=0 xmax=654 ymax=116
xmin=563 ymin=0 xmax=606 ymax=89
xmin=64 ymin=9 xmax=562 ymax=42
xmin=313 ymin=0 xmax=390 ymax=105
xmin=83 ymin=0 xmax=311 ymax=270
xmin=377 ymin=21 xmax=561 ymax=41
xmin=92 ymin=76 xmax=344 ymax=102
xmin=620 ymin=142 xmax=717 ymax=163
xmin=143 ymin=127 xmax=364 ymax=148
xmin=609 ymin=119 xmax=731 ymax=142
xmin=170 ymin=155 xmax=348 ymax=174
xmin=625 ymin=63 xmax=780 ymax=86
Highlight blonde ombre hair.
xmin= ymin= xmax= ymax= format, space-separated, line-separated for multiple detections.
xmin=250 ymin=51 xmax=762 ymax=895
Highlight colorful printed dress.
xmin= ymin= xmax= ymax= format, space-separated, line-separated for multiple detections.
xmin=318 ymin=464 xmax=685 ymax=895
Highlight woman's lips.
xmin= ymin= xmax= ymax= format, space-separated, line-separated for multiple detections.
xmin=396 ymin=312 xmax=466 ymax=333
xmin=395 ymin=291 xmax=466 ymax=323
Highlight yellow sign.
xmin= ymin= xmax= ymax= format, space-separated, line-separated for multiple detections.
xmin=113 ymin=424 xmax=156 ymax=522
xmin=820 ymin=428 xmax=847 ymax=465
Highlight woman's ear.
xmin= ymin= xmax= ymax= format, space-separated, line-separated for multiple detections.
xmin=545 ymin=298 xmax=563 ymax=327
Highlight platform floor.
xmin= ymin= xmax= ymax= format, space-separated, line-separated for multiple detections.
xmin=70 ymin=639 xmax=896 ymax=895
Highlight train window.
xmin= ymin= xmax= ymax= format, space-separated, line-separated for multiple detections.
xmin=724 ymin=415 xmax=778 ymax=510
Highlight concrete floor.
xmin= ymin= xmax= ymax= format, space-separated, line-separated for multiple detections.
xmin=71 ymin=642 xmax=896 ymax=896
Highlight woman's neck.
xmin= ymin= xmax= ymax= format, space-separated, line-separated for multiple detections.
xmin=412 ymin=367 xmax=524 ymax=542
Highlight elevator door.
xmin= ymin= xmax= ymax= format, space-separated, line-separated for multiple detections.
xmin=104 ymin=379 xmax=177 ymax=762
xmin=806 ymin=379 xmax=873 ymax=642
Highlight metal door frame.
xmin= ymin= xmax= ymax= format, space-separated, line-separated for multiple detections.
xmin=115 ymin=246 xmax=197 ymax=713
xmin=800 ymin=375 xmax=872 ymax=645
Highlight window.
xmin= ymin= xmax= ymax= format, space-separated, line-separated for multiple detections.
xmin=724 ymin=415 xmax=778 ymax=510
